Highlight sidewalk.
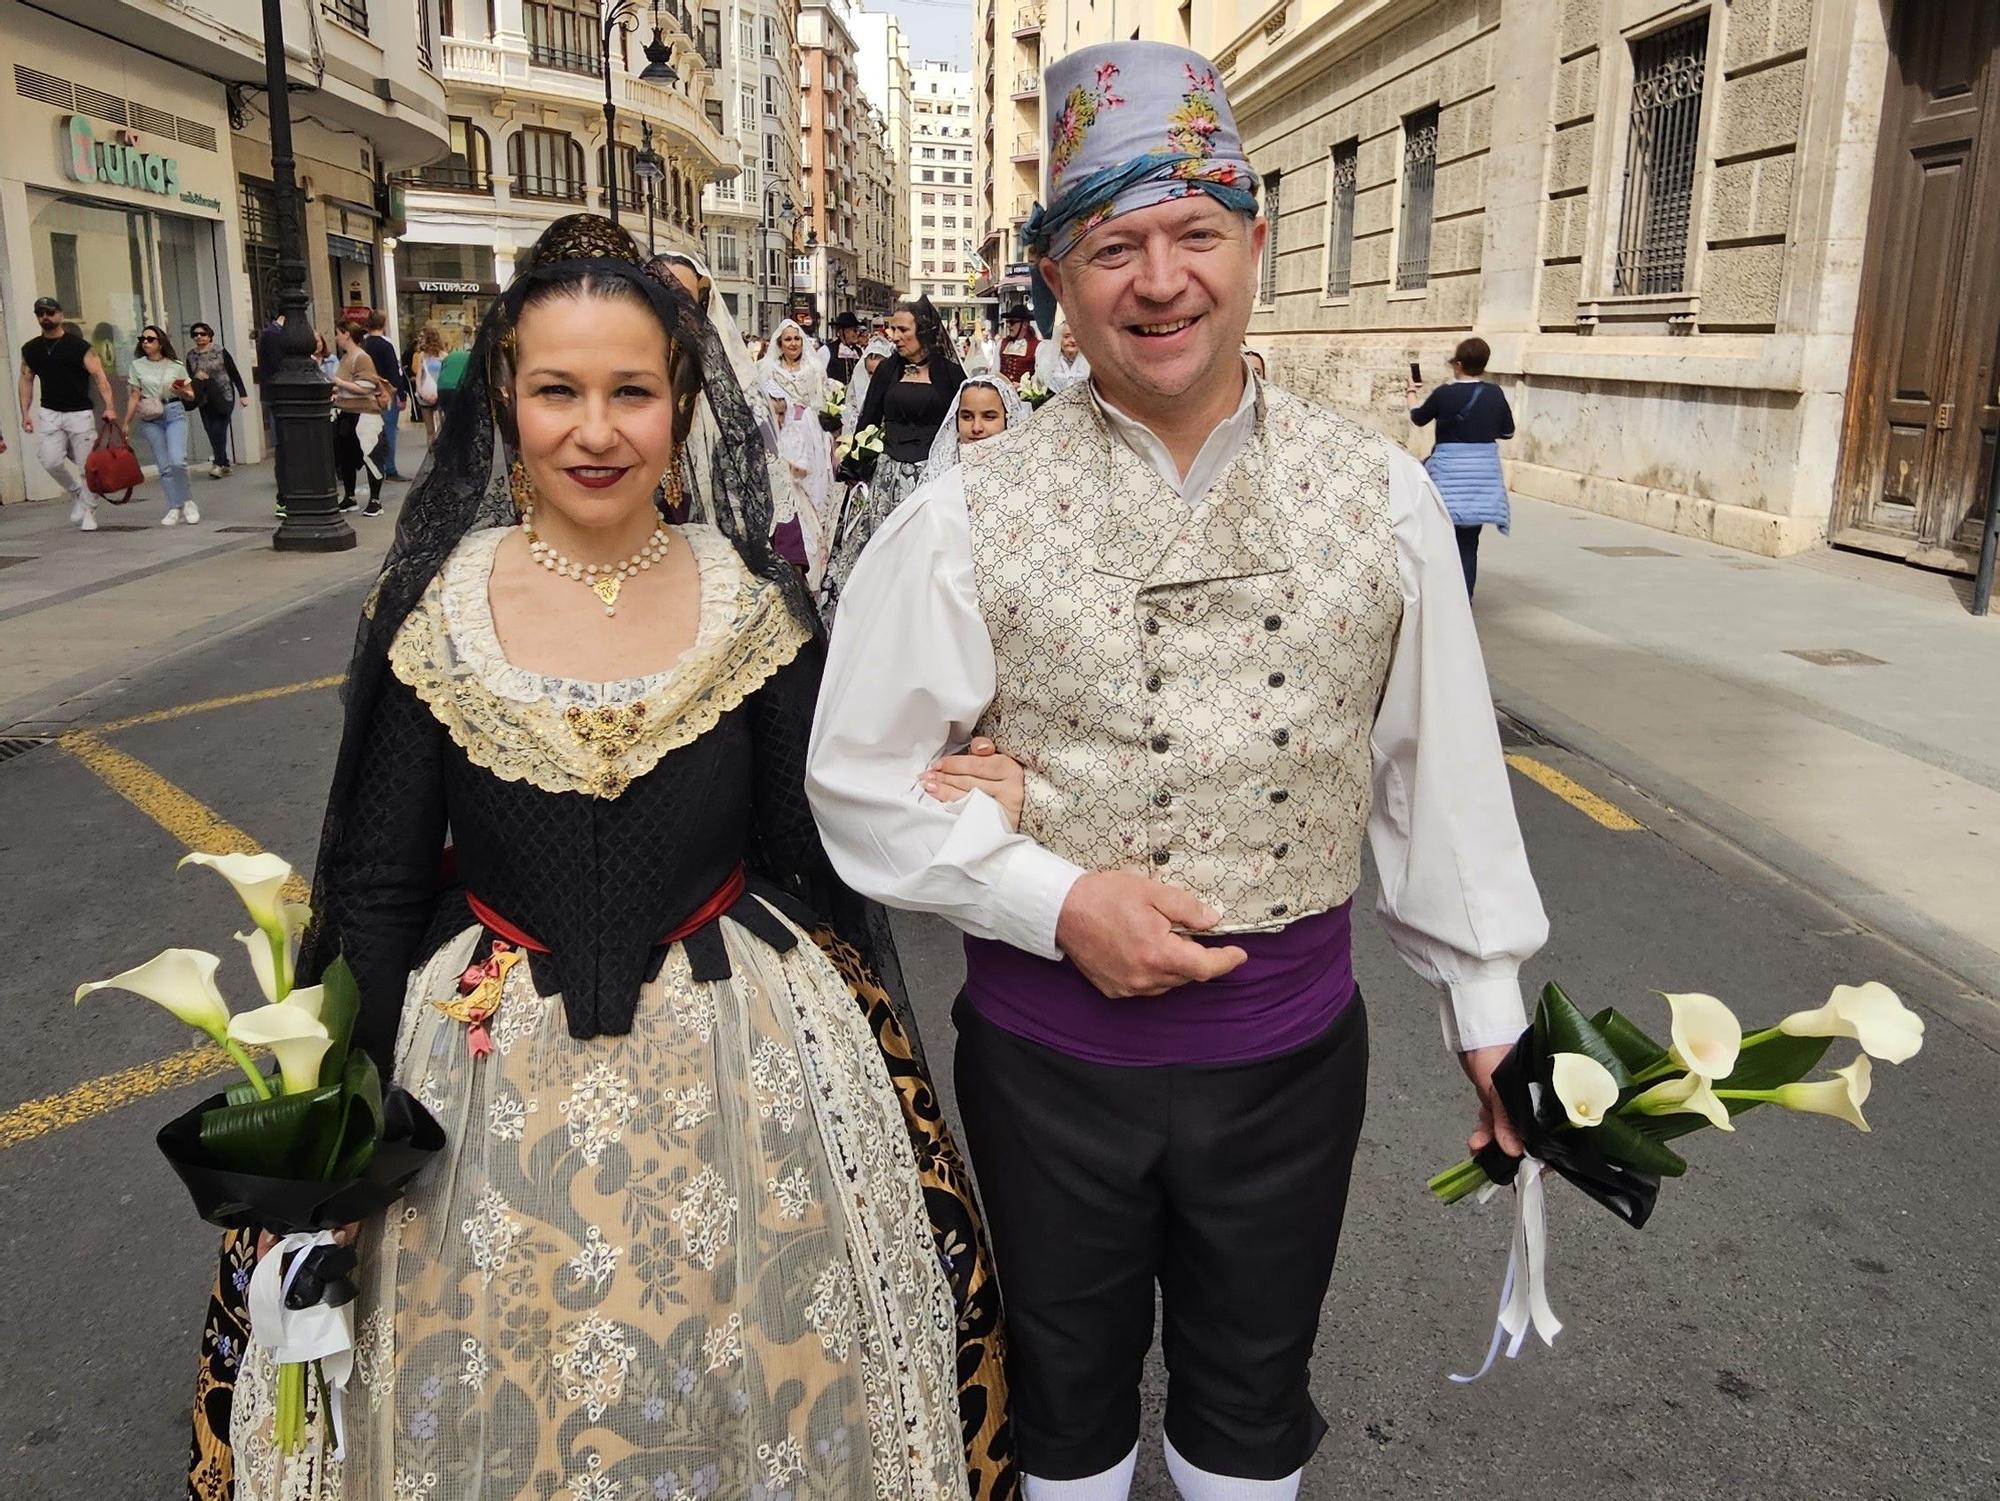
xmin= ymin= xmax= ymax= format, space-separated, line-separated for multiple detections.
xmin=1479 ymin=496 xmax=2000 ymax=999
xmin=0 ymin=434 xmax=419 ymax=732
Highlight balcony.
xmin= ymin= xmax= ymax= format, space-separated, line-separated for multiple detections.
xmin=515 ymin=173 xmax=588 ymax=204
xmin=322 ymin=0 xmax=369 ymax=33
xmin=401 ymin=162 xmax=491 ymax=194
xmin=1013 ymin=5 xmax=1042 ymax=38
xmin=1011 ymin=72 xmax=1039 ymax=101
xmin=1011 ymin=193 xmax=1034 ymax=221
xmin=791 ymin=256 xmax=814 ymax=291
xmin=1011 ymin=132 xmax=1039 ymax=163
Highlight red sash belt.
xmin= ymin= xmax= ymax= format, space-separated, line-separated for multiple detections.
xmin=465 ymin=863 xmax=748 ymax=955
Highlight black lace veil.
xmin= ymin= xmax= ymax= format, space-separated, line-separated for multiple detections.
xmin=299 ymin=215 xmax=912 ymax=1049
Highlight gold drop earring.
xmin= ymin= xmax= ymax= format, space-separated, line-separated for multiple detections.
xmin=663 ymin=447 xmax=685 ymax=515
xmin=509 ymin=456 xmax=535 ymax=517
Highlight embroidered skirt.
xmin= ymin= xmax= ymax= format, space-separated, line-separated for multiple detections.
xmin=1423 ymin=441 xmax=1510 ymax=532
xmin=195 ymin=912 xmax=1014 ymax=1501
xmin=821 ymin=457 xmax=927 ymax=617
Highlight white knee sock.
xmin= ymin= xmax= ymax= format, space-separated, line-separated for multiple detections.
xmin=1024 ymin=1443 xmax=1140 ymax=1501
xmin=1163 ymin=1434 xmax=1302 ymax=1501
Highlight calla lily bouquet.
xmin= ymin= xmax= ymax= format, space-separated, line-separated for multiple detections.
xmin=834 ymin=422 xmax=885 ymax=484
xmin=75 ymin=851 xmax=442 ymax=1455
xmin=1016 ymin=373 xmax=1053 ymax=408
xmin=817 ymin=383 xmax=847 ymax=432
xmin=1429 ymin=979 xmax=1923 ymax=1380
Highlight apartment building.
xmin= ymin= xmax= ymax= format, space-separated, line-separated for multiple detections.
xmin=908 ymin=62 xmax=980 ymax=330
xmin=853 ymin=7 xmax=914 ymax=314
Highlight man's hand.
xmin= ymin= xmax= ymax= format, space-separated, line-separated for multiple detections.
xmin=1055 ymin=870 xmax=1249 ymax=998
xmin=1459 ymin=1044 xmax=1525 ymax=1158
xmin=20 ymin=411 xmax=34 ymax=434
xmin=923 ymin=735 xmax=1025 ymax=829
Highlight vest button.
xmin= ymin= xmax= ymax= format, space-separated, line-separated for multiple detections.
xmin=1152 ymin=849 xmax=1171 ymax=865
xmin=1155 ymin=791 xmax=1173 ymax=808
xmin=1264 ymin=614 xmax=1282 ymax=631
xmin=1269 ymin=903 xmax=1289 ymax=917
xmin=1144 ymin=617 xmax=1160 ymax=635
xmin=1270 ymin=789 xmax=1289 ymax=804
xmin=1274 ymin=843 xmax=1290 ymax=858
xmin=1146 ymin=673 xmax=1162 ymax=693
xmin=1268 ymin=671 xmax=1285 ymax=688
xmin=1151 ymin=734 xmax=1170 ymax=753
xmin=1273 ymin=728 xmax=1290 ymax=747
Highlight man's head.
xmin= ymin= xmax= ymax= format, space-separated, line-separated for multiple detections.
xmin=1244 ymin=348 xmax=1266 ymax=379
xmin=33 ymin=296 xmax=65 ymax=337
xmin=1004 ymin=309 xmax=1033 ymax=339
xmin=366 ymin=309 xmax=388 ymax=334
xmin=833 ymin=311 xmax=863 ymax=345
xmin=1027 ymin=42 xmax=1261 ymax=427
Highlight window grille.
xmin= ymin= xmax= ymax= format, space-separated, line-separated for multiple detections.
xmin=1614 ymin=17 xmax=1708 ymax=296
xmin=597 ymin=143 xmax=639 ymax=211
xmin=322 ymin=0 xmax=369 ymax=32
xmin=1325 ymin=140 xmax=1357 ymax=297
xmin=405 ymin=117 xmax=492 ymax=191
xmin=1258 ymin=171 xmax=1280 ymax=303
xmin=416 ymin=0 xmax=435 ymax=68
xmin=1395 ymin=107 xmax=1438 ymax=290
xmin=525 ymin=0 xmax=600 ymax=75
xmin=511 ymin=127 xmax=586 ymax=201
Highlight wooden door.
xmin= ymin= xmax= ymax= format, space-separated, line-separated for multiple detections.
xmin=1836 ymin=0 xmax=2000 ymax=571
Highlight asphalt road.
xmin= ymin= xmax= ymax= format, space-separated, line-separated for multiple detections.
xmin=2 ymin=580 xmax=1995 ymax=1501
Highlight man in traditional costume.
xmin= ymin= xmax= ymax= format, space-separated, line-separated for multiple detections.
xmin=827 ymin=309 xmax=867 ymax=389
xmin=996 ymin=306 xmax=1040 ymax=387
xmin=807 ymin=41 xmax=1547 ymax=1501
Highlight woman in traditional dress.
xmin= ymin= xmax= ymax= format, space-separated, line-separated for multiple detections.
xmin=188 ymin=214 xmax=1015 ymax=1501
xmin=928 ymin=376 xmax=1027 ymax=473
xmin=758 ymin=320 xmax=835 ymax=573
xmin=821 ymin=299 xmax=964 ymax=607
xmin=1032 ymin=321 xmax=1090 ymax=395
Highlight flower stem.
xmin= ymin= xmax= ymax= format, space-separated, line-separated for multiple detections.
xmin=223 ymin=1040 xmax=274 ymax=1099
xmin=276 ymin=1361 xmax=305 ymax=1452
xmin=1427 ymin=1157 xmax=1496 ymax=1204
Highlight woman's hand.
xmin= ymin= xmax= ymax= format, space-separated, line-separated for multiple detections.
xmin=922 ymin=736 xmax=1027 ymax=830
xmin=256 ymin=1222 xmax=361 ymax=1261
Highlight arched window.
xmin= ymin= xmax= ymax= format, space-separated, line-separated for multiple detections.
xmin=596 ymin=142 xmax=639 ymax=211
xmin=510 ymin=127 xmax=586 ymax=202
xmin=410 ymin=116 xmax=492 ymax=193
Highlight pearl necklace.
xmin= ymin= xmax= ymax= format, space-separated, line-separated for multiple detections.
xmin=521 ymin=510 xmax=672 ymax=616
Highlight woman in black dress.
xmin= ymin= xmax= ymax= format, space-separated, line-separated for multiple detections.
xmin=822 ymin=296 xmax=964 ymax=607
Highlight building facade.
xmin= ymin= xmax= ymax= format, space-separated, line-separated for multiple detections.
xmin=395 ymin=0 xmax=737 ymax=351
xmin=0 ymin=1 xmax=449 ymax=502
xmin=854 ymin=7 xmax=914 ymax=315
xmin=799 ymin=0 xmax=869 ymax=336
xmin=1200 ymin=0 xmax=1997 ymax=570
xmin=909 ymin=62 xmax=980 ymax=330
xmin=852 ymin=100 xmax=901 ymax=318
xmin=693 ymin=0 xmax=803 ymax=333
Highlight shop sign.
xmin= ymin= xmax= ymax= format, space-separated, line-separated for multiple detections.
xmin=1006 ymin=262 xmax=1033 ymax=278
xmin=60 ymin=114 xmax=182 ymax=199
xmin=415 ymin=280 xmax=499 ymax=295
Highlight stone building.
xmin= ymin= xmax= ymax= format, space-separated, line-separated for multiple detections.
xmin=1198 ymin=0 xmax=1998 ymax=571
xmin=799 ymin=0 xmax=872 ymax=334
xmin=854 ymin=7 xmax=915 ymax=315
xmin=398 ymin=0 xmax=734 ymax=343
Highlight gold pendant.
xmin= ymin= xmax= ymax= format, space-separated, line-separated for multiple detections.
xmin=591 ymin=575 xmax=623 ymax=610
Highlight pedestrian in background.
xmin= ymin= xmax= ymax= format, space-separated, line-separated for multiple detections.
xmin=1408 ymin=335 xmax=1514 ymax=598
xmin=255 ymin=310 xmax=285 ymax=445
xmin=186 ymin=322 xmax=248 ymax=477
xmin=314 ymin=331 xmax=338 ymax=381
xmin=409 ymin=324 xmax=447 ymax=444
xmin=124 ymin=325 xmax=200 ymax=527
xmin=1033 ymin=319 xmax=1090 ymax=394
xmin=330 ymin=322 xmax=387 ymax=517
xmin=16 ymin=294 xmax=116 ymax=531
xmin=362 ymin=310 xmax=409 ymax=479
xmin=1244 ymin=348 xmax=1267 ymax=380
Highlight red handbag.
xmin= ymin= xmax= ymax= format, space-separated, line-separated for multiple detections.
xmin=84 ymin=419 xmax=144 ymax=504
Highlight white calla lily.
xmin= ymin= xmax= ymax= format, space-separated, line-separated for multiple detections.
xmin=1629 ymin=1071 xmax=1735 ymax=1132
xmin=74 ymin=948 xmax=233 ymax=1041
xmin=1550 ymin=1052 xmax=1619 ymax=1128
xmin=180 ymin=851 xmax=297 ymax=937
xmin=226 ymin=1003 xmax=332 ymax=1096
xmin=1663 ymin=991 xmax=1743 ymax=1081
xmin=1777 ymin=982 xmax=1924 ymax=1065
xmin=1768 ymin=1056 xmax=1873 ymax=1132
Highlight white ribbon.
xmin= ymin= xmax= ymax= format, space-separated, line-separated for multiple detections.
xmin=246 ymin=1231 xmax=357 ymax=1458
xmin=1450 ymin=1157 xmax=1562 ymax=1384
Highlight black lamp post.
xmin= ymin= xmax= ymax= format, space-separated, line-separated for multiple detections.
xmin=262 ymin=0 xmax=350 ymax=553
xmin=600 ymin=0 xmax=679 ymax=228
xmin=635 ymin=120 xmax=665 ymax=255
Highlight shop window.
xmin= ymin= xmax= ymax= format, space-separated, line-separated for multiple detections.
xmin=408 ymin=118 xmax=492 ymax=193
xmin=1324 ymin=139 xmax=1357 ymax=298
xmin=597 ymin=142 xmax=640 ymax=211
xmin=1614 ymin=16 xmax=1709 ymax=296
xmin=511 ymin=127 xmax=587 ymax=202
xmin=240 ymin=177 xmax=283 ymax=333
xmin=322 ymin=0 xmax=370 ymax=34
xmin=1258 ymin=170 xmax=1280 ymax=304
xmin=1394 ymin=107 xmax=1438 ymax=291
xmin=525 ymin=0 xmax=601 ymax=75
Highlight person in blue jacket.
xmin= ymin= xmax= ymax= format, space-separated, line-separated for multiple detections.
xmin=1408 ymin=335 xmax=1514 ymax=597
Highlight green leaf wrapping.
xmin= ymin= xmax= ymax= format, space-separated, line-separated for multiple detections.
xmin=329 ymin=1051 xmax=386 ymax=1180
xmin=225 ymin=1075 xmax=275 ymax=1108
xmin=1589 ymin=1007 xmax=1669 ymax=1074
xmin=1590 ymin=1112 xmax=1689 ymax=1176
xmin=197 ymin=1085 xmax=347 ymax=1178
xmin=314 ymin=957 xmax=363 ymax=1087
xmin=1537 ymin=982 xmax=1634 ymax=1088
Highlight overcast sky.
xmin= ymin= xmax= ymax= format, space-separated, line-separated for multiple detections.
xmin=875 ymin=0 xmax=975 ymax=70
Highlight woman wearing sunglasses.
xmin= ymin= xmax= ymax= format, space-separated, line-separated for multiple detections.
xmin=186 ymin=323 xmax=249 ymax=477
xmin=123 ymin=325 xmax=199 ymax=525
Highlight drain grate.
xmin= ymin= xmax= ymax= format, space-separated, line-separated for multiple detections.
xmin=1786 ymin=648 xmax=1887 ymax=668
xmin=0 ymin=737 xmax=50 ymax=763
xmin=1583 ymin=545 xmax=1678 ymax=558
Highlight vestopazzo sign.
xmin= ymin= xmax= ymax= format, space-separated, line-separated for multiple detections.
xmin=60 ymin=114 xmax=181 ymax=198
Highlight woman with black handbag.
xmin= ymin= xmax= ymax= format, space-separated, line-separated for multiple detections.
xmin=186 ymin=323 xmax=248 ymax=477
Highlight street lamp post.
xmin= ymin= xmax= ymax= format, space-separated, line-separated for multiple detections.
xmin=635 ymin=120 xmax=665 ymax=255
xmin=262 ymin=0 xmax=350 ymax=553
xmin=599 ymin=1 xmax=679 ymax=229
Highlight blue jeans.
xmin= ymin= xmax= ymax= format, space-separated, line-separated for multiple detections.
xmin=382 ymin=397 xmax=401 ymax=476
xmin=139 ymin=405 xmax=193 ymax=513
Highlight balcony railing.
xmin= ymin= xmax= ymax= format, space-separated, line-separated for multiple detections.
xmin=527 ymin=1 xmax=602 ymax=76
xmin=402 ymin=162 xmax=491 ymax=194
xmin=1011 ymin=72 xmax=1039 ymax=99
xmin=515 ymin=173 xmax=588 ymax=203
xmin=417 ymin=0 xmax=435 ymax=68
xmin=1011 ymin=193 xmax=1033 ymax=219
xmin=600 ymin=182 xmax=643 ymax=212
xmin=1013 ymin=6 xmax=1042 ymax=37
xmin=322 ymin=0 xmax=369 ymax=32
xmin=1011 ymin=132 xmax=1038 ymax=160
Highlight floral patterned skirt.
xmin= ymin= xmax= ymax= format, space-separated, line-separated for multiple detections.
xmin=821 ymin=458 xmax=926 ymax=617
xmin=190 ymin=913 xmax=1014 ymax=1501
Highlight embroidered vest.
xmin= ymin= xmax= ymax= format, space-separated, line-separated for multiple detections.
xmin=962 ymin=382 xmax=1404 ymax=931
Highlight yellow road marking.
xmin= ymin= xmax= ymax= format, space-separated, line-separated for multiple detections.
xmin=58 ymin=730 xmax=312 ymax=902
xmin=1506 ymin=753 xmax=1646 ymax=832
xmin=0 ymin=1043 xmax=236 ymax=1152
xmin=92 ymin=673 xmax=345 ymax=733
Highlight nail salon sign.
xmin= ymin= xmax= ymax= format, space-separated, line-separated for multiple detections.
xmin=60 ymin=113 xmax=184 ymax=198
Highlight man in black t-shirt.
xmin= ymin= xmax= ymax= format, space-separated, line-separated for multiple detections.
xmin=17 ymin=295 xmax=115 ymax=531
xmin=363 ymin=310 xmax=409 ymax=480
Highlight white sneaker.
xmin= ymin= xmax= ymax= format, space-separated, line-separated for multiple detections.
xmin=183 ymin=500 xmax=201 ymax=525
xmin=217 ymin=464 xmax=232 ymax=477
xmin=70 ymin=495 xmax=85 ymax=524
xmin=161 ymin=509 xmax=182 ymax=526
xmin=79 ymin=509 xmax=99 ymax=532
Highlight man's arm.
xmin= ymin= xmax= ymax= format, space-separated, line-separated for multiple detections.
xmin=17 ymin=362 xmax=34 ymax=430
xmin=83 ymin=349 xmax=114 ymax=413
xmin=1368 ymin=445 xmax=1550 ymax=1150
